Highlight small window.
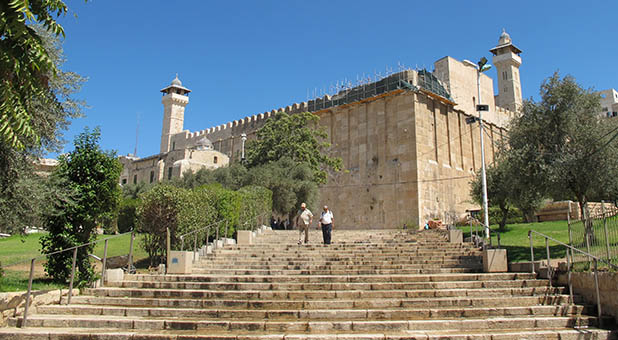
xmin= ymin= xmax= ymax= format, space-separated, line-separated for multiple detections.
xmin=133 ymin=175 xmax=137 ymax=184
xmin=150 ymin=171 xmax=155 ymax=183
xmin=121 ymin=178 xmax=127 ymax=185
xmin=502 ymin=71 xmax=507 ymax=80
xmin=172 ymin=141 xmax=175 ymax=150
xmin=168 ymin=167 xmax=173 ymax=180
xmin=213 ymin=156 xmax=218 ymax=164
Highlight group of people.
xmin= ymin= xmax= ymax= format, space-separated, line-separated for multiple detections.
xmin=295 ymin=203 xmax=334 ymax=245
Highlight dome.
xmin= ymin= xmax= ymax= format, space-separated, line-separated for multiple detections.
xmin=498 ymin=29 xmax=512 ymax=45
xmin=171 ymin=74 xmax=182 ymax=86
xmin=194 ymin=137 xmax=213 ymax=150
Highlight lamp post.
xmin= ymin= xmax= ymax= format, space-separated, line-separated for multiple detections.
xmin=463 ymin=57 xmax=492 ymax=239
xmin=240 ymin=133 xmax=247 ymax=163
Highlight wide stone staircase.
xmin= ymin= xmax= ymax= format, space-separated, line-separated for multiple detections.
xmin=1 ymin=229 xmax=616 ymax=339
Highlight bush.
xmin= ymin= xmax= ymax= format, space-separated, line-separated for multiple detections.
xmin=137 ymin=185 xmax=187 ymax=266
xmin=137 ymin=182 xmax=272 ymax=266
xmin=117 ymin=198 xmax=139 ymax=233
xmin=238 ymin=185 xmax=273 ymax=230
xmin=198 ymin=184 xmax=242 ymax=239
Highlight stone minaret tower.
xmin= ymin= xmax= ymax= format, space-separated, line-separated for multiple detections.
xmin=160 ymin=75 xmax=191 ymax=153
xmin=490 ymin=30 xmax=523 ymax=112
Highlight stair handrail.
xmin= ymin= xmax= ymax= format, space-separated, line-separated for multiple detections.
xmin=467 ymin=215 xmax=500 ymax=249
xmin=167 ymin=213 xmax=270 ymax=270
xmin=528 ymin=229 xmax=618 ymax=327
xmin=18 ymin=229 xmax=136 ymax=328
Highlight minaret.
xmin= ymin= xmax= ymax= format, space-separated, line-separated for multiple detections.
xmin=490 ymin=29 xmax=523 ymax=112
xmin=160 ymin=75 xmax=191 ymax=153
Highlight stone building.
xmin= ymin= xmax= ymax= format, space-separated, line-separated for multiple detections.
xmin=599 ymin=88 xmax=618 ymax=118
xmin=121 ymin=31 xmax=523 ymax=229
xmin=118 ymin=76 xmax=229 ymax=185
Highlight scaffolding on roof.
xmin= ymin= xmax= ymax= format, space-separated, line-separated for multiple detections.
xmin=306 ymin=68 xmax=453 ymax=112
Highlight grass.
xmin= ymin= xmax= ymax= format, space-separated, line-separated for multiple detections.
xmin=458 ymin=220 xmax=571 ymax=263
xmin=0 ymin=232 xmax=149 ymax=292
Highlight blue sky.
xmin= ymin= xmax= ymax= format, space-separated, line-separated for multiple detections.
xmin=53 ymin=1 xmax=618 ymax=158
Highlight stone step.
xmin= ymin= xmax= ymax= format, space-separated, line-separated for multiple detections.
xmin=71 ymin=294 xmax=577 ymax=310
xmin=105 ymin=279 xmax=549 ymax=291
xmin=9 ymin=314 xmax=604 ymax=332
xmin=83 ymin=286 xmax=566 ymax=300
xmin=193 ymin=264 xmax=482 ymax=271
xmin=212 ymin=247 xmax=479 ymax=253
xmin=1 ymin=328 xmax=616 ymax=340
xmin=126 ymin=272 xmax=537 ymax=283
xmin=199 ymin=258 xmax=482 ymax=265
xmin=36 ymin=304 xmax=588 ymax=320
xmin=191 ymin=268 xmax=481 ymax=275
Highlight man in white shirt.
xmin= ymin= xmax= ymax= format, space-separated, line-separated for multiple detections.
xmin=319 ymin=205 xmax=334 ymax=245
xmin=295 ymin=202 xmax=313 ymax=245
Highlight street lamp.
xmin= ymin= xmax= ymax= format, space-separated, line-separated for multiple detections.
xmin=463 ymin=57 xmax=491 ymax=240
xmin=240 ymin=133 xmax=247 ymax=163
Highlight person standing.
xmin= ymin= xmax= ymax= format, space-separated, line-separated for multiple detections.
xmin=319 ymin=205 xmax=334 ymax=245
xmin=295 ymin=203 xmax=313 ymax=245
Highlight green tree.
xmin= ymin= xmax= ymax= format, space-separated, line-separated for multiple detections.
xmin=247 ymin=157 xmax=319 ymax=225
xmin=40 ymin=128 xmax=122 ymax=284
xmin=470 ymin=159 xmax=515 ymax=231
xmin=507 ymin=73 xmax=618 ymax=219
xmin=246 ymin=111 xmax=342 ymax=184
xmin=0 ymin=1 xmax=77 ymax=149
xmin=0 ymin=24 xmax=86 ymax=234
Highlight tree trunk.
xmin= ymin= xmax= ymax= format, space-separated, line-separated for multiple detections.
xmin=577 ymin=195 xmax=595 ymax=243
xmin=499 ymin=204 xmax=509 ymax=232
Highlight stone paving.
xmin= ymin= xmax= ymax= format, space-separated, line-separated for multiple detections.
xmin=0 ymin=229 xmax=616 ymax=339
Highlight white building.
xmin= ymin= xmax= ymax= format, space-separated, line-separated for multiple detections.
xmin=599 ymin=88 xmax=618 ymax=118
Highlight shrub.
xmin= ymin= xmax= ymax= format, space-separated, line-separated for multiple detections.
xmin=137 ymin=185 xmax=187 ymax=266
xmin=117 ymin=198 xmax=139 ymax=233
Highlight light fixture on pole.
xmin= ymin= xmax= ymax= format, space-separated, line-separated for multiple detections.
xmin=240 ymin=133 xmax=247 ymax=163
xmin=463 ymin=57 xmax=492 ymax=239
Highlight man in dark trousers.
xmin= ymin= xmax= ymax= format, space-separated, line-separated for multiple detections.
xmin=318 ymin=205 xmax=334 ymax=245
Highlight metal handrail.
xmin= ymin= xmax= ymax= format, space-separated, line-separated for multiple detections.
xmin=177 ymin=219 xmax=224 ymax=240
xmin=19 ymin=229 xmax=136 ymax=328
xmin=528 ymin=229 xmax=617 ymax=327
xmin=467 ymin=216 xmax=500 ymax=249
xmin=168 ymin=213 xmax=269 ymax=268
xmin=528 ymin=229 xmax=618 ymax=270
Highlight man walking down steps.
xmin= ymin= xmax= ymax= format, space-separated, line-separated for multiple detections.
xmin=295 ymin=202 xmax=313 ymax=245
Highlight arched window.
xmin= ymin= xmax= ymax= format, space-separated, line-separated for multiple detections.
xmin=214 ymin=156 xmax=218 ymax=164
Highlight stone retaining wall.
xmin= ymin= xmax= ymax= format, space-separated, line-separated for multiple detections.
xmin=0 ymin=289 xmax=78 ymax=326
xmin=557 ymin=272 xmax=618 ymax=324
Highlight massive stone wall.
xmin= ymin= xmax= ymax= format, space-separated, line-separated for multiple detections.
xmin=177 ymin=86 xmax=508 ymax=229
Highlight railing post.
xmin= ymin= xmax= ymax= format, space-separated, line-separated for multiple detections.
xmin=225 ymin=220 xmax=229 ymax=239
xmin=101 ymin=239 xmax=108 ymax=288
xmin=528 ymin=231 xmax=535 ymax=274
xmin=584 ymin=203 xmax=592 ymax=268
xmin=216 ymin=223 xmax=219 ymax=243
xmin=21 ymin=258 xmax=35 ymax=328
xmin=601 ymin=201 xmax=611 ymax=264
xmin=497 ymin=232 xmax=501 ymax=249
xmin=128 ymin=231 xmax=135 ymax=274
xmin=180 ymin=236 xmax=184 ymax=251
xmin=475 ymin=220 xmax=479 ymax=247
xmin=166 ymin=227 xmax=171 ymax=274
xmin=545 ymin=237 xmax=552 ymax=289
xmin=193 ymin=233 xmax=197 ymax=261
xmin=469 ymin=217 xmax=473 ymax=245
xmin=593 ymin=258 xmax=602 ymax=327
xmin=565 ymin=247 xmax=574 ymax=305
xmin=567 ymin=201 xmax=575 ymax=266
xmin=67 ymin=247 xmax=78 ymax=305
